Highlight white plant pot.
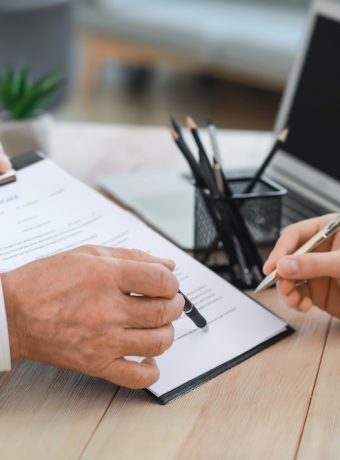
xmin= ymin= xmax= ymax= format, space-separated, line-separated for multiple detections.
xmin=0 ymin=114 xmax=53 ymax=158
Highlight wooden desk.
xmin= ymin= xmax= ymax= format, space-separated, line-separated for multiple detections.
xmin=0 ymin=122 xmax=339 ymax=460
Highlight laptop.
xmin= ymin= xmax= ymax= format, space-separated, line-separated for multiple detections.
xmin=99 ymin=0 xmax=340 ymax=249
xmin=268 ymin=0 xmax=340 ymax=227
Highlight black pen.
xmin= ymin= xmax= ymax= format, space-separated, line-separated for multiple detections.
xmin=180 ymin=291 xmax=209 ymax=331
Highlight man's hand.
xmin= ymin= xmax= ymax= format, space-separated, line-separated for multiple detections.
xmin=1 ymin=246 xmax=184 ymax=388
xmin=263 ymin=214 xmax=340 ymax=317
xmin=0 ymin=142 xmax=11 ymax=173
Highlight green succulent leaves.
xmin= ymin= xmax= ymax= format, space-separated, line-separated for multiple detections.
xmin=0 ymin=67 xmax=62 ymax=120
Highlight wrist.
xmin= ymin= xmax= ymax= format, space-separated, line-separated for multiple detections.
xmin=1 ymin=271 xmax=24 ymax=360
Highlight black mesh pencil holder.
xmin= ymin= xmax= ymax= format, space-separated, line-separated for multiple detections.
xmin=194 ymin=176 xmax=287 ymax=286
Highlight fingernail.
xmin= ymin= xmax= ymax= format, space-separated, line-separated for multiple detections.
xmin=278 ymin=258 xmax=298 ymax=275
xmin=0 ymin=150 xmax=11 ymax=173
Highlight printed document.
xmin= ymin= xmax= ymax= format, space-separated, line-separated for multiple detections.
xmin=0 ymin=159 xmax=289 ymax=399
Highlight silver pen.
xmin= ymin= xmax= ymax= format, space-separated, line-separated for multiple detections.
xmin=255 ymin=214 xmax=340 ymax=293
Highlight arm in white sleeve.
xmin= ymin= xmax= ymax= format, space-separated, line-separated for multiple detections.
xmin=0 ymin=276 xmax=11 ymax=371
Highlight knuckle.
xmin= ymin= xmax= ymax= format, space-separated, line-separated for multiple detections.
xmin=157 ymin=266 xmax=170 ymax=293
xmin=304 ymin=254 xmax=317 ymax=274
xmin=83 ymin=259 xmax=101 ymax=281
xmin=154 ymin=330 xmax=167 ymax=356
xmin=109 ymin=260 xmax=123 ymax=285
xmin=281 ymin=225 xmax=294 ymax=239
xmin=155 ymin=299 xmax=168 ymax=327
xmin=79 ymin=244 xmax=99 ymax=255
xmin=156 ymin=266 xmax=178 ymax=297
xmin=155 ymin=325 xmax=174 ymax=356
xmin=129 ymin=248 xmax=147 ymax=261
xmin=172 ymin=294 xmax=185 ymax=321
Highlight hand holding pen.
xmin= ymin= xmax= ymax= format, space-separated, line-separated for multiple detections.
xmin=257 ymin=214 xmax=340 ymax=316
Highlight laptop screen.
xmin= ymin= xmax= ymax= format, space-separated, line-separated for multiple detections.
xmin=283 ymin=14 xmax=340 ymax=181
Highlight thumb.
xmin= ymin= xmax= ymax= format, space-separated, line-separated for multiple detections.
xmin=277 ymin=252 xmax=340 ymax=280
xmin=0 ymin=143 xmax=11 ymax=173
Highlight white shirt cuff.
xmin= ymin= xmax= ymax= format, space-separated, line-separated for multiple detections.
xmin=0 ymin=276 xmax=11 ymax=371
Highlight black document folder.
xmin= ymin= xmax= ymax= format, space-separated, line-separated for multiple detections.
xmin=2 ymin=151 xmax=294 ymax=405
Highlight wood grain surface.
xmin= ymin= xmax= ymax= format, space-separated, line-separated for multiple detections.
xmin=80 ymin=291 xmax=331 ymax=460
xmin=0 ymin=123 xmax=336 ymax=459
xmin=297 ymin=317 xmax=340 ymax=460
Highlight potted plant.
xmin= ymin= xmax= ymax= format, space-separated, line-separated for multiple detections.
xmin=0 ymin=67 xmax=62 ymax=157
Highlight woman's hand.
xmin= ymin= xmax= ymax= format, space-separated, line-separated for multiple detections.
xmin=263 ymin=214 xmax=340 ymax=317
xmin=0 ymin=142 xmax=11 ymax=173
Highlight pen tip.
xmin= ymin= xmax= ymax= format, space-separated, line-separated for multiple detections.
xmin=254 ymin=279 xmax=266 ymax=293
xmin=278 ymin=127 xmax=289 ymax=143
xmin=171 ymin=129 xmax=179 ymax=141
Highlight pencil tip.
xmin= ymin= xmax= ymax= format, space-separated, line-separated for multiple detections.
xmin=186 ymin=116 xmax=196 ymax=129
xmin=278 ymin=127 xmax=289 ymax=143
xmin=171 ymin=129 xmax=179 ymax=141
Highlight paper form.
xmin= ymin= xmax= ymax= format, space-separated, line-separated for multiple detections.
xmin=0 ymin=159 xmax=288 ymax=398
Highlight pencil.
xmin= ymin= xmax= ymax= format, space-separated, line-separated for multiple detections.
xmin=214 ymin=163 xmax=263 ymax=281
xmin=244 ymin=128 xmax=289 ymax=194
xmin=213 ymin=162 xmax=253 ymax=287
xmin=170 ymin=129 xmax=205 ymax=186
xmin=186 ymin=116 xmax=217 ymax=192
xmin=170 ymin=116 xmax=183 ymax=137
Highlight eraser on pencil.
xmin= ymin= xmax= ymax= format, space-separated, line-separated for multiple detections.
xmin=0 ymin=169 xmax=16 ymax=186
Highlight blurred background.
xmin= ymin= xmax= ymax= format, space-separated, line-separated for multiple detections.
xmin=0 ymin=0 xmax=314 ymax=130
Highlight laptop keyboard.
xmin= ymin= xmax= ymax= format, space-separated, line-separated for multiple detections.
xmin=281 ymin=188 xmax=329 ymax=229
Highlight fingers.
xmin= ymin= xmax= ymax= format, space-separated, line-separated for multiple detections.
xmin=99 ymin=357 xmax=160 ymax=389
xmin=263 ymin=214 xmax=336 ymax=274
xmin=122 ymin=293 xmax=185 ymax=329
xmin=121 ymin=324 xmax=175 ymax=357
xmin=72 ymin=245 xmax=175 ymax=271
xmin=276 ymin=251 xmax=340 ymax=280
xmin=69 ymin=245 xmax=179 ymax=297
xmin=113 ymin=259 xmax=179 ymax=299
xmin=0 ymin=142 xmax=11 ymax=174
xmin=277 ymin=280 xmax=313 ymax=313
